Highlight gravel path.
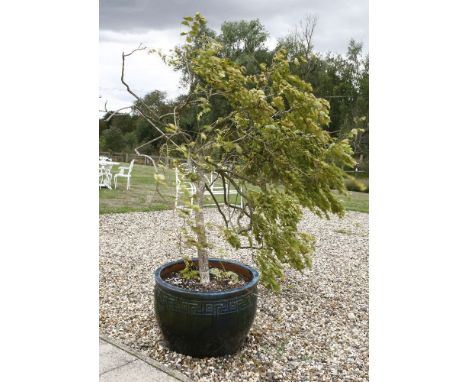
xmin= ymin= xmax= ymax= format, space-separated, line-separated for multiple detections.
xmin=100 ymin=209 xmax=368 ymax=381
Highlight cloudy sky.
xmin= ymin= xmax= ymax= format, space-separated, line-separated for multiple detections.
xmin=100 ymin=0 xmax=368 ymax=112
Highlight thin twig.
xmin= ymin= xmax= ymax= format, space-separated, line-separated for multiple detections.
xmin=204 ymin=183 xmax=229 ymax=229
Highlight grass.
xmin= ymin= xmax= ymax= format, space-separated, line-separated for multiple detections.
xmin=99 ymin=163 xmax=244 ymax=214
xmin=99 ymin=163 xmax=369 ymax=214
xmin=336 ymin=190 xmax=369 ymax=213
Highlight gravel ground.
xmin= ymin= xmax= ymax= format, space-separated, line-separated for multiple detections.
xmin=100 ymin=208 xmax=368 ymax=381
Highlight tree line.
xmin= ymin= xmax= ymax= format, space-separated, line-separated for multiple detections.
xmin=99 ymin=16 xmax=369 ymax=170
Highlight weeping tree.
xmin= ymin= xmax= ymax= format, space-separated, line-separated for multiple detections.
xmin=122 ymin=13 xmax=357 ymax=291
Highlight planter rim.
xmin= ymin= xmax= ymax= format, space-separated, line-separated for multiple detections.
xmin=154 ymin=257 xmax=259 ymax=297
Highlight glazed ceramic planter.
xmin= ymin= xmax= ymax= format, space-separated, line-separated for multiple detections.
xmin=154 ymin=258 xmax=259 ymax=357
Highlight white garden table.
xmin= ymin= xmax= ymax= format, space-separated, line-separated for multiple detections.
xmin=99 ymin=160 xmax=120 ymax=189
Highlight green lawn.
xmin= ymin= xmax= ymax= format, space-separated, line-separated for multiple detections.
xmin=99 ymin=163 xmax=369 ymax=214
xmin=335 ymin=190 xmax=369 ymax=213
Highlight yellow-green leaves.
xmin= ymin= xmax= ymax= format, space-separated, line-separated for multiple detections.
xmin=272 ymin=96 xmax=285 ymax=110
xmin=234 ymin=144 xmax=243 ymax=154
xmin=175 ymin=145 xmax=189 ymax=159
xmin=223 ymin=229 xmax=241 ymax=249
xmin=180 ymin=257 xmax=200 ymax=281
xmin=153 ymin=173 xmax=165 ymax=181
xmin=196 ymin=97 xmax=211 ymax=121
xmin=165 ymin=123 xmax=178 ymax=134
xmin=348 ymin=127 xmax=365 ymax=138
xmin=156 ymin=13 xmax=357 ymax=291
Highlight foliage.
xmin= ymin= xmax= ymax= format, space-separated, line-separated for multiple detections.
xmin=127 ymin=13 xmax=357 ymax=290
xmin=100 ymin=125 xmax=126 ymax=152
xmin=344 ymin=176 xmax=368 ymax=193
xmin=178 ymin=258 xmax=241 ymax=284
xmin=209 ymin=268 xmax=240 ymax=284
xmin=278 ymin=18 xmax=369 ymax=166
xmin=219 ymin=19 xmax=272 ymax=74
xmin=99 ymin=16 xmax=368 ymax=168
xmin=220 ymin=19 xmax=268 ymax=54
xmin=180 ymin=258 xmax=200 ymax=281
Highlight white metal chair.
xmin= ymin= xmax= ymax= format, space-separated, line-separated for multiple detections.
xmin=114 ymin=159 xmax=135 ymax=190
xmin=203 ymin=172 xmax=242 ymax=208
xmin=99 ymin=163 xmax=113 ymax=189
xmin=174 ymin=165 xmax=243 ymax=209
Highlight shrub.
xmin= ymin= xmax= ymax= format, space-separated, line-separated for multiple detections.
xmin=345 ymin=177 xmax=368 ymax=193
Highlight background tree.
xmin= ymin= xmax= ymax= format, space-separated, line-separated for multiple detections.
xmin=278 ymin=17 xmax=369 ymax=169
xmin=100 ymin=125 xmax=126 ymax=152
xmin=277 ymin=15 xmax=319 ymax=79
xmin=219 ymin=19 xmax=272 ymax=74
xmin=133 ymin=90 xmax=173 ymax=153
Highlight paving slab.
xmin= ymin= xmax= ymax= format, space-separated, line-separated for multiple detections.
xmin=100 ymin=339 xmax=137 ymax=375
xmin=100 ymin=358 xmax=179 ymax=382
xmin=99 ymin=336 xmax=191 ymax=382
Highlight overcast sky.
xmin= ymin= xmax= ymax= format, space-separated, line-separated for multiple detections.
xmin=100 ymin=0 xmax=368 ymax=112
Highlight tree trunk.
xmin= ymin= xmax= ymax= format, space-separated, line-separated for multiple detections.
xmin=194 ymin=178 xmax=210 ymax=284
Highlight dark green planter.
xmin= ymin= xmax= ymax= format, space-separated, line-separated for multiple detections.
xmin=154 ymin=258 xmax=259 ymax=357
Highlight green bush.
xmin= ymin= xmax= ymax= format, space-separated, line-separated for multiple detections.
xmin=345 ymin=177 xmax=369 ymax=193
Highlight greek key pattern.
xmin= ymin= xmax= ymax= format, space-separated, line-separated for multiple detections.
xmin=155 ymin=287 xmax=256 ymax=316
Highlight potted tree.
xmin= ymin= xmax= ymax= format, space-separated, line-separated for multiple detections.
xmin=119 ymin=13 xmax=357 ymax=357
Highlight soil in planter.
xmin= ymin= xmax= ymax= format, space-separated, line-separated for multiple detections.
xmin=164 ymin=270 xmax=247 ymax=292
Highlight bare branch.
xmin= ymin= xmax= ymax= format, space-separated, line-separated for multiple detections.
xmin=218 ymin=171 xmax=251 ymax=218
xmin=204 ymin=182 xmax=229 ymax=229
xmin=121 ymin=44 xmax=147 ymax=104
xmin=239 ymin=245 xmax=263 ymax=250
xmin=102 ymin=106 xmax=134 ymax=121
xmin=120 ymin=46 xmax=171 ymax=137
